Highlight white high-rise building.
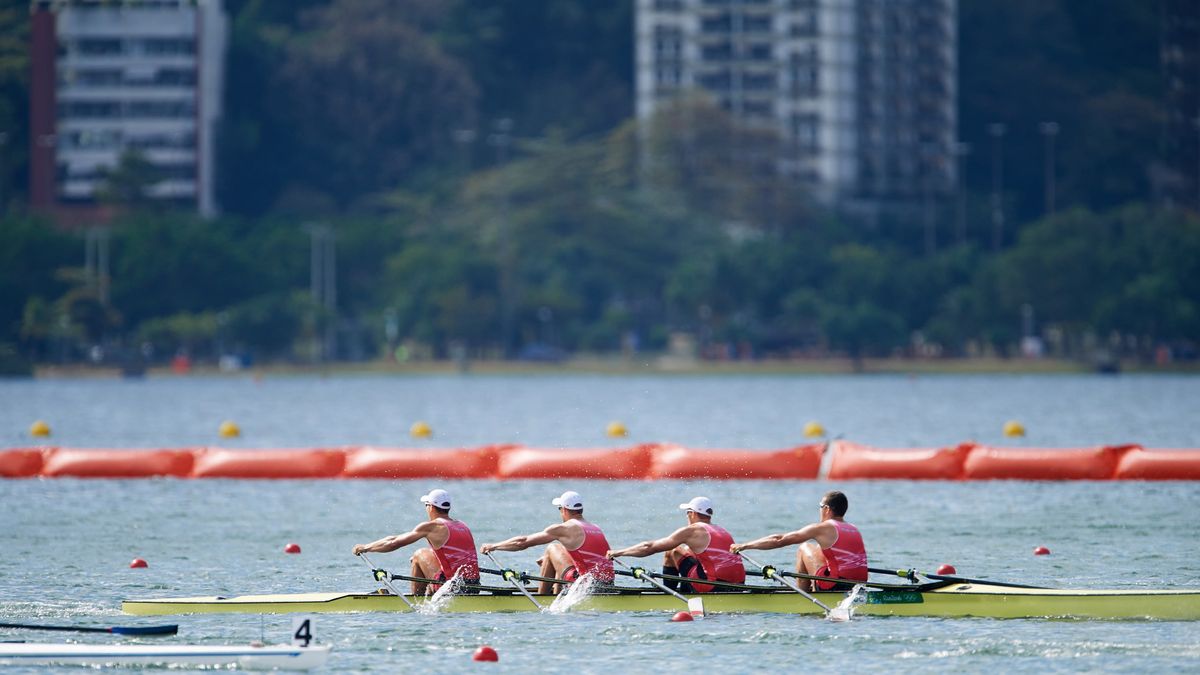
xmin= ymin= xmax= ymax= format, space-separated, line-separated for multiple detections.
xmin=30 ymin=0 xmax=227 ymax=217
xmin=636 ymin=0 xmax=956 ymax=212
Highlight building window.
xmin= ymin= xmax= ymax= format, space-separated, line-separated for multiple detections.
xmin=742 ymin=16 xmax=772 ymax=33
xmin=792 ymin=113 xmax=820 ymax=151
xmin=75 ymin=38 xmax=123 ymax=56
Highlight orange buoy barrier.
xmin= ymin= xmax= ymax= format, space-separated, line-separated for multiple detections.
xmin=826 ymin=441 xmax=970 ymax=480
xmin=496 ymin=444 xmax=655 ymax=480
xmin=191 ymin=448 xmax=347 ymax=479
xmin=961 ymin=445 xmax=1135 ymax=481
xmin=41 ymin=448 xmax=195 ymax=478
xmin=0 ymin=448 xmax=47 ymax=478
xmin=1113 ymin=447 xmax=1200 ymax=480
xmin=342 ymin=446 xmax=504 ymax=479
xmin=648 ymin=445 xmax=822 ymax=480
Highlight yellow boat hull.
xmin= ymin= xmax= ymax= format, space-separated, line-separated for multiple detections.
xmin=122 ymin=584 xmax=1200 ymax=620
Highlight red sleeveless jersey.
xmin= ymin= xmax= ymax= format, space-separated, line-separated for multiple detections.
xmin=823 ymin=520 xmax=867 ymax=581
xmin=565 ymin=520 xmax=614 ymax=582
xmin=433 ymin=518 xmax=479 ymax=580
xmin=695 ymin=523 xmax=746 ymax=584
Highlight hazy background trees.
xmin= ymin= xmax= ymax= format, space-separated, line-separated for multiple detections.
xmin=0 ymin=0 xmax=1196 ymax=369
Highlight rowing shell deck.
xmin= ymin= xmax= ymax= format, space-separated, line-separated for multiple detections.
xmin=0 ymin=643 xmax=331 ymax=670
xmin=123 ymin=584 xmax=1200 ymax=620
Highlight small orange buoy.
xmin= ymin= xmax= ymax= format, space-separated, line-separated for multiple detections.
xmin=284 ymin=543 xmax=301 ymax=554
xmin=129 ymin=558 xmax=148 ymax=568
xmin=936 ymin=564 xmax=957 ymax=575
xmin=670 ymin=611 xmax=694 ymax=622
xmin=1033 ymin=546 xmax=1050 ymax=556
xmin=472 ymin=645 xmax=499 ymax=662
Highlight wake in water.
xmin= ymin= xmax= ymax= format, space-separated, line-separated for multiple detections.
xmin=417 ymin=569 xmax=466 ymax=615
xmin=545 ymin=573 xmax=598 ymax=614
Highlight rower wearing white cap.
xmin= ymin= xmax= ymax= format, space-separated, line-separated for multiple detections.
xmin=606 ymin=496 xmax=746 ymax=593
xmin=480 ymin=490 xmax=615 ymax=594
xmin=352 ymin=488 xmax=481 ymax=596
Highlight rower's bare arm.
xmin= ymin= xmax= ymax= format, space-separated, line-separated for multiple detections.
xmin=481 ymin=530 xmax=557 ymax=554
xmin=732 ymin=524 xmax=820 ymax=553
xmin=352 ymin=523 xmax=431 ymax=555
xmin=608 ymin=526 xmax=693 ymax=559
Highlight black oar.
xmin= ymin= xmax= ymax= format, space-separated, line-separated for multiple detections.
xmin=484 ymin=552 xmax=544 ymax=610
xmin=738 ymin=552 xmax=851 ymax=622
xmin=868 ymin=566 xmax=1044 ymax=589
xmin=0 ymin=622 xmax=177 ymax=636
xmin=357 ymin=553 xmax=416 ymax=609
xmin=612 ymin=558 xmax=705 ymax=618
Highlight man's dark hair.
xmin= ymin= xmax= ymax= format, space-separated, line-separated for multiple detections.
xmin=565 ymin=508 xmax=583 ymax=516
xmin=432 ymin=506 xmax=450 ymax=516
xmin=823 ymin=491 xmax=848 ymax=517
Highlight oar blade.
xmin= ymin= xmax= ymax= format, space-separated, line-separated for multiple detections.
xmin=109 ymin=624 xmax=179 ymax=636
xmin=826 ymin=607 xmax=852 ymax=622
xmin=687 ymin=597 xmax=706 ymax=619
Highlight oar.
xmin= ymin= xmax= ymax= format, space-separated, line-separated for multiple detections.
xmin=738 ymin=552 xmax=850 ymax=622
xmin=611 ymin=558 xmax=704 ymax=618
xmin=0 ymin=622 xmax=177 ymax=636
xmin=484 ymin=552 xmax=544 ymax=610
xmin=868 ymin=566 xmax=1044 ymax=589
xmin=357 ymin=553 xmax=416 ymax=609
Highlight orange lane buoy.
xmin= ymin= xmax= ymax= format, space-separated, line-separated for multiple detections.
xmin=670 ymin=611 xmax=694 ymax=622
xmin=284 ymin=543 xmax=301 ymax=554
xmin=937 ymin=563 xmax=957 ymax=575
xmin=129 ymin=558 xmax=148 ymax=568
xmin=1033 ymin=546 xmax=1051 ymax=556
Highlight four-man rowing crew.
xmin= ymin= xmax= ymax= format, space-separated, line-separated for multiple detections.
xmin=349 ymin=488 xmax=866 ymax=599
xmin=121 ymin=487 xmax=1200 ymax=620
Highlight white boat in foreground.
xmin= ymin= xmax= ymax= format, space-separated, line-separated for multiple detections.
xmin=0 ymin=642 xmax=331 ymax=670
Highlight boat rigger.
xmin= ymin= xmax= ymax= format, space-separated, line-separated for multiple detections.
xmin=122 ymin=583 xmax=1200 ymax=620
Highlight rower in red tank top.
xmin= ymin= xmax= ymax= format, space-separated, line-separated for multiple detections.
xmin=352 ymin=488 xmax=481 ymax=596
xmin=430 ymin=518 xmax=481 ymax=591
xmin=731 ymin=490 xmax=869 ymax=592
xmin=481 ymin=490 xmax=614 ymax=594
xmin=606 ymin=496 xmax=747 ymax=594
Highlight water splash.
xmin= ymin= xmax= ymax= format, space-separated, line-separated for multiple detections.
xmin=417 ymin=570 xmax=465 ymax=615
xmin=829 ymin=583 xmax=868 ymax=622
xmin=545 ymin=573 xmax=598 ymax=614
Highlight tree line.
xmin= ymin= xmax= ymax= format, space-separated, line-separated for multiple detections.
xmin=0 ymin=0 xmax=1196 ymax=371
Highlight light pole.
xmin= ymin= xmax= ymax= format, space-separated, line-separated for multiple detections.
xmin=988 ymin=123 xmax=1006 ymax=250
xmin=1039 ymin=121 xmax=1059 ymax=216
xmin=954 ymin=142 xmax=970 ymax=245
xmin=488 ymin=118 xmax=515 ymax=358
xmin=305 ymin=223 xmax=336 ymax=362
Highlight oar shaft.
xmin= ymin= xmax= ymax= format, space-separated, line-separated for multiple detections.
xmin=738 ymin=552 xmax=833 ymax=612
xmin=357 ymin=553 xmax=416 ymax=609
xmin=611 ymin=559 xmax=691 ymax=604
xmin=485 ymin=552 xmax=543 ymax=610
xmin=0 ymin=622 xmax=177 ymax=636
xmin=867 ymin=566 xmax=1044 ymax=589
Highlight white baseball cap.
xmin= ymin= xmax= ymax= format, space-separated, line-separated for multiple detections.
xmin=679 ymin=496 xmax=714 ymax=516
xmin=551 ymin=490 xmax=584 ymax=510
xmin=420 ymin=489 xmax=452 ymax=510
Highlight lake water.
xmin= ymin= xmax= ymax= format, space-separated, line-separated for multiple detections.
xmin=1 ymin=373 xmax=1198 ymax=672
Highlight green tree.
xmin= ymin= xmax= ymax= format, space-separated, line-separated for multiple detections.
xmin=275 ymin=0 xmax=478 ymax=207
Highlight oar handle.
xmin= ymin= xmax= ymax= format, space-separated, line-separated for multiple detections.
xmin=357 ymin=553 xmax=416 ymax=609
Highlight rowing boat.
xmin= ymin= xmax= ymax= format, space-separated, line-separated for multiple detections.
xmin=122 ymin=583 xmax=1200 ymax=620
xmin=0 ymin=643 xmax=331 ymax=669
